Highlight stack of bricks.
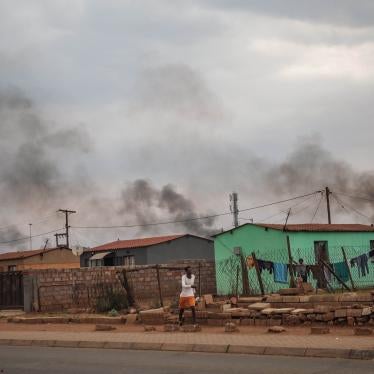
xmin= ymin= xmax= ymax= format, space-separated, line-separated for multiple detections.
xmin=182 ymin=293 xmax=374 ymax=327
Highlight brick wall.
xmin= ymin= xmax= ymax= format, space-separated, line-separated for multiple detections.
xmin=24 ymin=259 xmax=216 ymax=312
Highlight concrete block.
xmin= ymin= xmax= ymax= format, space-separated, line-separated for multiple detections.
xmin=335 ymin=309 xmax=347 ymax=318
xmin=265 ymin=347 xmax=306 ymax=357
xmin=161 ymin=343 xmax=193 ymax=352
xmin=248 ymin=302 xmax=271 ymax=311
xmin=31 ymin=340 xmax=55 ymax=347
xmin=193 ymin=344 xmax=228 ymax=353
xmin=132 ymin=342 xmax=163 ymax=350
xmin=10 ymin=340 xmax=33 ymax=346
xmin=280 ymin=296 xmax=300 ymax=303
xmin=228 ymin=345 xmax=266 ymax=355
xmin=78 ymin=341 xmax=105 ymax=349
xmin=54 ymin=340 xmax=80 ymax=348
xmin=361 ymin=307 xmax=372 ymax=316
xmin=279 ymin=288 xmax=302 ymax=295
xmin=347 ymin=309 xmax=363 ymax=317
xmin=305 ymin=348 xmax=351 ymax=359
xmin=103 ymin=342 xmax=132 ymax=349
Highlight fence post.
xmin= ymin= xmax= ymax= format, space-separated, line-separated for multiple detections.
xmin=198 ymin=262 xmax=202 ymax=297
xmin=239 ymin=250 xmax=251 ymax=296
xmin=252 ymin=252 xmax=265 ymax=296
xmin=155 ymin=265 xmax=163 ymax=307
xmin=341 ymin=247 xmax=355 ymax=290
xmin=235 ymin=264 xmax=240 ymax=297
xmin=320 ymin=259 xmax=351 ymax=291
xmin=118 ymin=268 xmax=135 ymax=307
xmin=286 ymin=236 xmax=296 ymax=288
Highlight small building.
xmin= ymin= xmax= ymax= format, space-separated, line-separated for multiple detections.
xmin=0 ymin=247 xmax=80 ymax=272
xmin=213 ymin=223 xmax=374 ymax=295
xmin=80 ymin=234 xmax=214 ymax=267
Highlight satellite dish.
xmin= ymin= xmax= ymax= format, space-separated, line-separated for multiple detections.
xmin=72 ymin=245 xmax=85 ymax=256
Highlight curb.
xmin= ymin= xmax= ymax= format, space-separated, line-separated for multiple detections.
xmin=1 ymin=339 xmax=373 ymax=360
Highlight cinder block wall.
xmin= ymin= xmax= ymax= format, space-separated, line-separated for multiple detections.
xmin=23 ymin=259 xmax=216 ymax=312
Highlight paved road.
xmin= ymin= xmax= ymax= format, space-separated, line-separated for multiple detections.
xmin=0 ymin=346 xmax=373 ymax=374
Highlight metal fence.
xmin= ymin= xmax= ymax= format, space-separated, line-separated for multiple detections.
xmin=216 ymin=244 xmax=374 ymax=296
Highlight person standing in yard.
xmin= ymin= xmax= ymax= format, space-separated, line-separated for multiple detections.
xmin=179 ymin=266 xmax=196 ymax=326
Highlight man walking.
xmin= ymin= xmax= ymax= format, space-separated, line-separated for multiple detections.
xmin=179 ymin=266 xmax=196 ymax=325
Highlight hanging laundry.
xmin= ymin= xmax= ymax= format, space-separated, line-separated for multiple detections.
xmin=309 ymin=265 xmax=327 ymax=289
xmin=273 ymin=263 xmax=288 ymax=283
xmin=357 ymin=254 xmax=369 ymax=277
xmin=332 ymin=262 xmax=349 ymax=282
xmin=257 ymin=260 xmax=274 ymax=274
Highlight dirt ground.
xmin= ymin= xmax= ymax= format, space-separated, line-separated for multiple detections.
xmin=0 ymin=319 xmax=360 ymax=337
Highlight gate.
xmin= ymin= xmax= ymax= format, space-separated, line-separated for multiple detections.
xmin=0 ymin=272 xmax=24 ymax=309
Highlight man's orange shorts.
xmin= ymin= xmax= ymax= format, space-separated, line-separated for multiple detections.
xmin=179 ymin=296 xmax=195 ymax=309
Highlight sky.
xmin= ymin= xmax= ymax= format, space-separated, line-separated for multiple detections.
xmin=1 ymin=0 xmax=374 ymax=251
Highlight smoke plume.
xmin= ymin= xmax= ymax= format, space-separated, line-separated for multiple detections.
xmin=119 ymin=179 xmax=216 ymax=236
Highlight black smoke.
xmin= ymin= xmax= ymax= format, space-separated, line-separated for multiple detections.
xmin=119 ymin=179 xmax=216 ymax=236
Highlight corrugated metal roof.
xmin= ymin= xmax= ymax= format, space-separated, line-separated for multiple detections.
xmin=89 ymin=251 xmax=113 ymax=260
xmin=0 ymin=247 xmax=66 ymax=262
xmin=257 ymin=223 xmax=374 ymax=232
xmin=90 ymin=234 xmax=185 ymax=252
xmin=89 ymin=234 xmax=212 ymax=253
xmin=213 ymin=223 xmax=374 ymax=236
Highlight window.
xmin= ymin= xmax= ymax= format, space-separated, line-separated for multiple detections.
xmin=8 ymin=265 xmax=16 ymax=272
xmin=114 ymin=257 xmax=124 ymax=266
xmin=370 ymin=240 xmax=374 ymax=250
xmin=124 ymin=255 xmax=135 ymax=268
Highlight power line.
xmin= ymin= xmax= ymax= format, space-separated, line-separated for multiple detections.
xmin=334 ymin=191 xmax=374 ymax=204
xmin=332 ymin=194 xmax=372 ymax=221
xmin=0 ymin=227 xmax=65 ymax=245
xmin=257 ymin=194 xmax=318 ymax=223
xmin=72 ymin=191 xmax=322 ymax=230
xmin=311 ymin=193 xmax=323 ymax=222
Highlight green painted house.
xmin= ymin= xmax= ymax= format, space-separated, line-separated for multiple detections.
xmin=213 ymin=223 xmax=374 ymax=295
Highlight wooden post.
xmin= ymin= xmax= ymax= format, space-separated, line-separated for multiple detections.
xmin=198 ymin=262 xmax=202 ymax=297
xmin=235 ymin=264 xmax=240 ymax=297
xmin=286 ymin=236 xmax=296 ymax=288
xmin=119 ymin=269 xmax=135 ymax=307
xmin=155 ymin=265 xmax=163 ymax=307
xmin=320 ymin=259 xmax=350 ymax=291
xmin=239 ymin=250 xmax=251 ymax=296
xmin=252 ymin=252 xmax=265 ymax=296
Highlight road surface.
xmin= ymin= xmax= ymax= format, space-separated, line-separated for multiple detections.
xmin=0 ymin=346 xmax=373 ymax=373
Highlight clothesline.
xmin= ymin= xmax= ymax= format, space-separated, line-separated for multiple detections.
xmin=246 ymin=248 xmax=374 ymax=284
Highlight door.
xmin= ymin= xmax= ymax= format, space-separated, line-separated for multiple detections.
xmin=0 ymin=271 xmax=24 ymax=309
xmin=314 ymin=241 xmax=329 ymax=263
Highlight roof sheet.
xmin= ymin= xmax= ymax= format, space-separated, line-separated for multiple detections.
xmin=0 ymin=247 xmax=64 ymax=262
xmin=90 ymin=234 xmax=186 ymax=252
xmin=89 ymin=251 xmax=113 ymax=260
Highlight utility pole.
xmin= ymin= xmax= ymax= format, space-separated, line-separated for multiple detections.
xmin=230 ymin=192 xmax=239 ymax=227
xmin=29 ymin=223 xmax=32 ymax=251
xmin=325 ymin=187 xmax=331 ymax=224
xmin=57 ymin=209 xmax=76 ymax=248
